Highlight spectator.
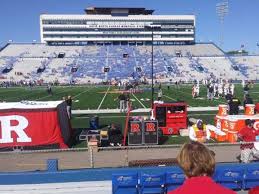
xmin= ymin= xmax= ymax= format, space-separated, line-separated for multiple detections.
xmin=228 ymin=96 xmax=241 ymax=115
xmin=243 ymin=94 xmax=254 ymax=109
xmin=189 ymin=120 xmax=211 ymax=143
xmin=249 ymin=186 xmax=259 ymax=194
xmin=168 ymin=141 xmax=236 ymax=194
xmin=237 ymin=119 xmax=259 ymax=163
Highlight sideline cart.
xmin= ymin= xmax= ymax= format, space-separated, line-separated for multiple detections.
xmin=153 ymin=102 xmax=188 ymax=135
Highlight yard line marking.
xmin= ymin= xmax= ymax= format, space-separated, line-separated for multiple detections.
xmin=97 ymin=86 xmax=110 ymax=110
xmin=73 ymin=86 xmax=95 ymax=99
xmin=163 ymin=94 xmax=177 ymax=101
xmin=132 ymin=93 xmax=147 ymax=109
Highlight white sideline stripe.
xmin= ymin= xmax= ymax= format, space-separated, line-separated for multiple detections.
xmin=0 ymin=181 xmax=111 ymax=194
xmin=97 ymin=86 xmax=110 ymax=110
xmin=72 ymin=107 xmax=216 ymax=114
xmin=75 ymin=112 xmax=216 ymax=119
xmin=163 ymin=94 xmax=177 ymax=101
xmin=132 ymin=93 xmax=146 ymax=109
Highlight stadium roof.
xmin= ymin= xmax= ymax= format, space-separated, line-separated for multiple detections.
xmin=85 ymin=7 xmax=154 ymax=15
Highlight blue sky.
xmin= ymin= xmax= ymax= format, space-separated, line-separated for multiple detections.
xmin=0 ymin=0 xmax=259 ymax=53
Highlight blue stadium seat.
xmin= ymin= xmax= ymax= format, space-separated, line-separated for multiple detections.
xmin=165 ymin=170 xmax=185 ymax=192
xmin=243 ymin=164 xmax=259 ymax=190
xmin=140 ymin=173 xmax=165 ymax=194
xmin=215 ymin=165 xmax=244 ymax=191
xmin=112 ymin=173 xmax=139 ymax=194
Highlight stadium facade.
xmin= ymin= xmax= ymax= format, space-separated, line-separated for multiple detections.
xmin=40 ymin=7 xmax=195 ymax=45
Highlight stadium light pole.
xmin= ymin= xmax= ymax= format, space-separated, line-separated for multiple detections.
xmin=216 ymin=0 xmax=229 ymax=47
xmin=145 ymin=24 xmax=161 ymax=109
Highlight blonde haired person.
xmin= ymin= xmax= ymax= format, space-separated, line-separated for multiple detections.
xmin=168 ymin=141 xmax=236 ymax=194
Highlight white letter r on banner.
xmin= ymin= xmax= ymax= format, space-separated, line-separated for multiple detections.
xmin=0 ymin=115 xmax=32 ymax=143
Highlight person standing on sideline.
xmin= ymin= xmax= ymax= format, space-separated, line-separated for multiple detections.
xmin=66 ymin=95 xmax=72 ymax=119
xmin=168 ymin=141 xmax=236 ymax=194
xmin=230 ymin=83 xmax=235 ymax=96
xmin=125 ymin=93 xmax=131 ymax=111
xmin=243 ymin=94 xmax=254 ymax=109
xmin=115 ymin=92 xmax=126 ymax=113
xmin=207 ymin=83 xmax=214 ymax=100
xmin=157 ymin=88 xmax=163 ymax=101
xmin=228 ymin=96 xmax=241 ymax=115
xmin=237 ymin=119 xmax=259 ymax=163
xmin=244 ymin=83 xmax=250 ymax=95
xmin=47 ymin=83 xmax=53 ymax=95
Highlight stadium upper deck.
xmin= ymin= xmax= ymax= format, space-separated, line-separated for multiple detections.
xmin=40 ymin=7 xmax=195 ymax=44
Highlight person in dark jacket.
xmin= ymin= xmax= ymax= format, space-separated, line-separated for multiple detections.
xmin=243 ymin=94 xmax=254 ymax=108
xmin=244 ymin=84 xmax=250 ymax=95
xmin=108 ymin=124 xmax=122 ymax=146
xmin=228 ymin=96 xmax=241 ymax=115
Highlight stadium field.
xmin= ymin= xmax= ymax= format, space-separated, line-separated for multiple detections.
xmin=1 ymin=83 xmax=258 ymax=110
xmin=1 ymin=83 xmax=257 ymax=145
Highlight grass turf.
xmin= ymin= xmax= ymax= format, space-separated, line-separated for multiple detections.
xmin=0 ymin=84 xmax=257 ymax=147
xmin=1 ymin=84 xmax=258 ymax=110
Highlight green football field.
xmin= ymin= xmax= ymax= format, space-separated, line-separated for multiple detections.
xmin=1 ymin=83 xmax=258 ymax=109
xmin=0 ymin=84 xmax=258 ymax=147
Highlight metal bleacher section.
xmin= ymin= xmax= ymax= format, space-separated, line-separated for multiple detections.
xmin=0 ymin=159 xmax=257 ymax=194
xmin=0 ymin=43 xmax=258 ymax=83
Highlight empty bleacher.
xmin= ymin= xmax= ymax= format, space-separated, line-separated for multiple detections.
xmin=0 ymin=43 xmax=258 ymax=83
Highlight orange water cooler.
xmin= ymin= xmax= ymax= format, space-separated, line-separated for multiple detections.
xmin=245 ymin=104 xmax=255 ymax=115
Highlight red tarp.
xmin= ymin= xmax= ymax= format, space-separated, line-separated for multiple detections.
xmin=0 ymin=101 xmax=71 ymax=149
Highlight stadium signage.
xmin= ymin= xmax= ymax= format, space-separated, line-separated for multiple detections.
xmin=130 ymin=123 xmax=141 ymax=133
xmin=0 ymin=101 xmax=71 ymax=149
xmin=0 ymin=115 xmax=31 ymax=143
xmin=145 ymin=122 xmax=156 ymax=132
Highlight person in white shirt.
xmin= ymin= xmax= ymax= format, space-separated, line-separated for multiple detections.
xmin=230 ymin=83 xmax=235 ymax=96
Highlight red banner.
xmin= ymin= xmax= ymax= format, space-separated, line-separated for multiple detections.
xmin=0 ymin=111 xmax=68 ymax=148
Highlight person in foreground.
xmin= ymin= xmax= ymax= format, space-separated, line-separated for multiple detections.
xmin=168 ymin=141 xmax=236 ymax=194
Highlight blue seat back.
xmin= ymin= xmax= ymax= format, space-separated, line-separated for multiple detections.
xmin=243 ymin=165 xmax=259 ymax=189
xmin=140 ymin=173 xmax=165 ymax=194
xmin=112 ymin=173 xmax=138 ymax=194
xmin=216 ymin=165 xmax=244 ymax=191
xmin=166 ymin=171 xmax=185 ymax=191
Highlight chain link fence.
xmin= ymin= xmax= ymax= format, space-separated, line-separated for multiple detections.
xmin=1 ymin=142 xmax=257 ymax=172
